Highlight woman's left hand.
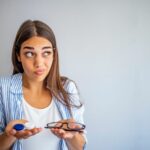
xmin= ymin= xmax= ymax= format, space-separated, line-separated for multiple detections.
xmin=50 ymin=118 xmax=78 ymax=139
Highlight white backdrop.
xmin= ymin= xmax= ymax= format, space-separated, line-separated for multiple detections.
xmin=0 ymin=0 xmax=150 ymax=149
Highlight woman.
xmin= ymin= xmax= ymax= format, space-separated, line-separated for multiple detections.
xmin=0 ymin=20 xmax=86 ymax=150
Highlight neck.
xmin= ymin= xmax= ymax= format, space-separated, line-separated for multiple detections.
xmin=22 ymin=74 xmax=46 ymax=93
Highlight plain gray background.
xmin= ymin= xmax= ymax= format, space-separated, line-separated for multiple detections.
xmin=0 ymin=0 xmax=150 ymax=150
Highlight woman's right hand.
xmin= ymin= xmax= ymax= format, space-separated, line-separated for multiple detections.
xmin=5 ymin=120 xmax=42 ymax=140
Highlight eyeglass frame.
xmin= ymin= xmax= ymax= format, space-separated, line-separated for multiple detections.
xmin=45 ymin=121 xmax=86 ymax=132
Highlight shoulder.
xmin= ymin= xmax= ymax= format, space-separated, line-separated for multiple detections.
xmin=61 ymin=77 xmax=82 ymax=106
xmin=0 ymin=73 xmax=22 ymax=93
xmin=62 ymin=77 xmax=78 ymax=94
xmin=0 ymin=75 xmax=13 ymax=100
xmin=0 ymin=74 xmax=13 ymax=87
xmin=0 ymin=73 xmax=21 ymax=85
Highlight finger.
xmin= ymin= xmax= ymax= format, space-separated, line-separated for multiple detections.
xmin=59 ymin=129 xmax=77 ymax=139
xmin=4 ymin=129 xmax=18 ymax=142
xmin=10 ymin=129 xmax=17 ymax=135
xmin=52 ymin=128 xmax=70 ymax=139
xmin=68 ymin=118 xmax=75 ymax=122
xmin=15 ymin=128 xmax=42 ymax=139
xmin=15 ymin=130 xmax=32 ymax=139
xmin=30 ymin=128 xmax=42 ymax=135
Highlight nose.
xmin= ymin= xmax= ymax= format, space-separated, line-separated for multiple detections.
xmin=34 ymin=54 xmax=43 ymax=68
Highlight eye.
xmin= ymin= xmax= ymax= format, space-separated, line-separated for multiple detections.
xmin=43 ymin=51 xmax=52 ymax=57
xmin=25 ymin=52 xmax=34 ymax=58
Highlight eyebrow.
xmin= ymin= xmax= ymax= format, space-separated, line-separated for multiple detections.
xmin=23 ymin=46 xmax=53 ymax=50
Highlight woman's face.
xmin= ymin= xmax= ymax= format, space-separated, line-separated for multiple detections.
xmin=18 ymin=36 xmax=54 ymax=82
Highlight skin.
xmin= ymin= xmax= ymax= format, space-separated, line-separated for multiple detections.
xmin=0 ymin=36 xmax=85 ymax=150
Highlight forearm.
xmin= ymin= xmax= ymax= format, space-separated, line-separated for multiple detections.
xmin=0 ymin=132 xmax=16 ymax=150
xmin=66 ymin=133 xmax=85 ymax=150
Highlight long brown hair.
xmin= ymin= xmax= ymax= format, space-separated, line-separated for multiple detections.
xmin=12 ymin=20 xmax=82 ymax=115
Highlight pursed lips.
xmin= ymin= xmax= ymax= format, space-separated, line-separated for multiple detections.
xmin=34 ymin=69 xmax=45 ymax=75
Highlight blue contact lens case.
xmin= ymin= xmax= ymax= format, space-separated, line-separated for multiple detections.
xmin=13 ymin=122 xmax=35 ymax=131
xmin=13 ymin=124 xmax=25 ymax=131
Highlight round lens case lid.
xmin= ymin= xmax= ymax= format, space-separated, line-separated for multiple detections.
xmin=13 ymin=124 xmax=25 ymax=131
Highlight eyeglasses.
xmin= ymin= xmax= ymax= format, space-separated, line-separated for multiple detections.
xmin=45 ymin=122 xmax=86 ymax=132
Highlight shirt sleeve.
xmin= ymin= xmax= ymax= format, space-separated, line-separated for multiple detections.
xmin=0 ymin=79 xmax=6 ymax=134
xmin=65 ymin=81 xmax=88 ymax=145
xmin=65 ymin=81 xmax=84 ymax=122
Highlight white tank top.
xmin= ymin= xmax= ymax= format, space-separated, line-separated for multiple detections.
xmin=22 ymin=98 xmax=61 ymax=150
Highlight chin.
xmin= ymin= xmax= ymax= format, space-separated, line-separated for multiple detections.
xmin=33 ymin=74 xmax=47 ymax=82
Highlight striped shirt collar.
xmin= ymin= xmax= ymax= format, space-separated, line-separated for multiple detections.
xmin=10 ymin=73 xmax=23 ymax=94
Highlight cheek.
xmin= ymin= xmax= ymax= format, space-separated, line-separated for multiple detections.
xmin=46 ymin=58 xmax=53 ymax=67
xmin=21 ymin=60 xmax=33 ymax=71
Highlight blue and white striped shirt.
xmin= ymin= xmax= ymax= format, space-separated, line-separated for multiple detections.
xmin=0 ymin=73 xmax=86 ymax=150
